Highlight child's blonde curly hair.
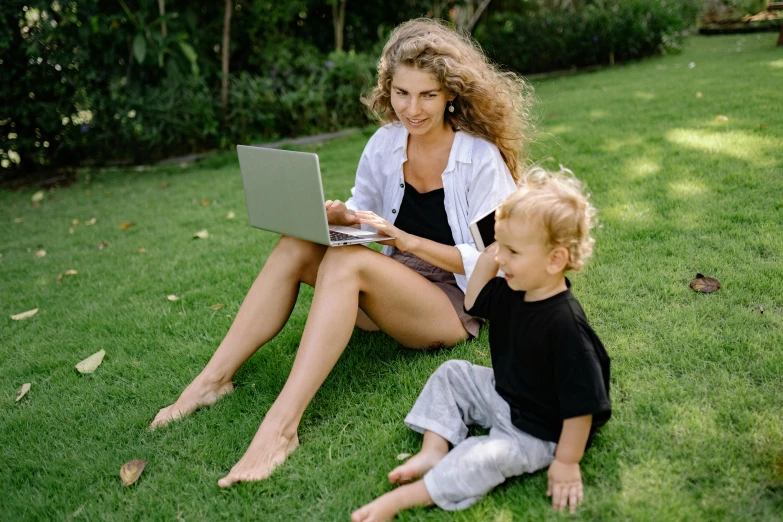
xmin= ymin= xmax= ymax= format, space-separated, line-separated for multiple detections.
xmin=362 ymin=18 xmax=535 ymax=182
xmin=496 ymin=166 xmax=598 ymax=272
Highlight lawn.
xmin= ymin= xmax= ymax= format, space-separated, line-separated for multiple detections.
xmin=2 ymin=34 xmax=782 ymax=521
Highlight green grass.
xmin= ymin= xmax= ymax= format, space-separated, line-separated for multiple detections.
xmin=2 ymin=35 xmax=782 ymax=521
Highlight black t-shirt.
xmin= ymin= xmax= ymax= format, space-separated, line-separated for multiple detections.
xmin=467 ymin=277 xmax=611 ymax=444
xmin=393 ymin=183 xmax=455 ymax=246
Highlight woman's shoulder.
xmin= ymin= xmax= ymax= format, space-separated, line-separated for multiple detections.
xmin=455 ymin=131 xmax=507 ymax=171
xmin=363 ymin=123 xmax=407 ymax=156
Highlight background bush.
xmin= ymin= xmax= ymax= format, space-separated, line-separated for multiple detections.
xmin=225 ymin=50 xmax=377 ymax=145
xmin=1 ymin=0 xmax=707 ymax=180
xmin=476 ymin=0 xmax=701 ymax=75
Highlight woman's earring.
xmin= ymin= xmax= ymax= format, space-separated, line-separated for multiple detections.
xmin=448 ymin=101 xmax=455 ymax=113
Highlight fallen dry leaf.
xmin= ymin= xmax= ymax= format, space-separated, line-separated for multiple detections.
xmin=396 ymin=453 xmax=412 ymax=461
xmin=138 ymin=248 xmax=147 ymax=253
xmin=119 ymin=222 xmax=135 ymax=230
xmin=208 ymin=303 xmax=224 ymax=311
xmin=120 ymin=459 xmax=147 ymax=486
xmin=75 ymin=349 xmax=105 ymax=374
xmin=56 ymin=269 xmax=78 ymax=282
xmin=72 ymin=218 xmax=79 ymax=225
xmin=193 ymin=229 xmax=209 ymax=239
xmin=69 ymin=227 xmax=74 ymax=234
xmin=14 ymin=217 xmax=23 ymax=223
xmin=98 ymin=241 xmax=108 ymax=250
xmin=696 ymin=92 xmax=703 ymax=98
xmin=714 ymin=115 xmax=728 ymax=122
xmin=226 ymin=211 xmax=236 ymax=220
xmin=689 ymin=273 xmax=721 ymax=293
xmin=167 ymin=295 xmax=180 ymax=301
xmin=200 ymin=200 xmax=211 ymax=206
xmin=85 ymin=217 xmax=97 ymax=226
xmin=11 ymin=308 xmax=38 ymax=321
xmin=35 ymin=249 xmax=46 ymax=258
xmin=159 ymin=182 xmax=170 ymax=189
xmin=16 ymin=383 xmax=31 ymax=402
xmin=31 ymin=190 xmax=45 ymax=203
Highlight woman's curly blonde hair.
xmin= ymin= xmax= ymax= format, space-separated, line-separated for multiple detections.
xmin=362 ymin=18 xmax=534 ymax=182
xmin=496 ymin=166 xmax=598 ymax=272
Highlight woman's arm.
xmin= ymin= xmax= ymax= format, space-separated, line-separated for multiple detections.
xmin=354 ymin=211 xmax=464 ymax=273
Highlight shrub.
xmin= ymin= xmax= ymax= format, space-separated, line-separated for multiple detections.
xmin=85 ymin=76 xmax=220 ymax=164
xmin=475 ymin=0 xmax=701 ymax=75
xmin=225 ymin=50 xmax=377 ymax=145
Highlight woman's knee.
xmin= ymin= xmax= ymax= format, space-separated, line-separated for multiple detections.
xmin=271 ymin=235 xmax=326 ymax=284
xmin=317 ymin=245 xmax=366 ymax=283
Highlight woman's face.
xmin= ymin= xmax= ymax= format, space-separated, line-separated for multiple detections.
xmin=390 ymin=65 xmax=453 ymax=137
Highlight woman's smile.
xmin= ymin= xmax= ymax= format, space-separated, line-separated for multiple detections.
xmin=406 ymin=116 xmax=428 ymax=127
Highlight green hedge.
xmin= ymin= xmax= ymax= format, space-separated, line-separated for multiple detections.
xmin=476 ymin=0 xmax=701 ymax=75
xmin=2 ymin=0 xmax=702 ymax=178
xmin=225 ymin=50 xmax=377 ymax=146
xmin=75 ymin=49 xmax=376 ymax=165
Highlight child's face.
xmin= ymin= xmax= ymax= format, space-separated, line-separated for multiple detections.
xmin=390 ymin=65 xmax=453 ymax=137
xmin=494 ymin=217 xmax=555 ymax=292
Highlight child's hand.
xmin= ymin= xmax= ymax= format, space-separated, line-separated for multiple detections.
xmin=546 ymin=459 xmax=583 ymax=514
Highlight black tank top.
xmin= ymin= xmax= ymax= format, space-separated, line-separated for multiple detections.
xmin=394 ymin=183 xmax=455 ymax=246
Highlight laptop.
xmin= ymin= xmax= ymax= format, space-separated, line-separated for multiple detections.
xmin=236 ymin=145 xmax=393 ymax=246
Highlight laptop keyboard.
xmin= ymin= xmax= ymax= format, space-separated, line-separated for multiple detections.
xmin=330 ymin=230 xmax=363 ymax=242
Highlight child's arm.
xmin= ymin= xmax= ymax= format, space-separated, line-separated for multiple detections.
xmin=547 ymin=414 xmax=592 ymax=514
xmin=464 ymin=243 xmax=499 ymax=311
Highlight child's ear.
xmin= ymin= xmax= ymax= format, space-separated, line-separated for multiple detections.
xmin=547 ymin=246 xmax=569 ymax=274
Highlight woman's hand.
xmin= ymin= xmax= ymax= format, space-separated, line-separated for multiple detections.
xmin=325 ymin=200 xmax=358 ymax=227
xmin=354 ymin=210 xmax=416 ymax=252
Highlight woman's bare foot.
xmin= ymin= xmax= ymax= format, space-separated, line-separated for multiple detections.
xmin=387 ymin=447 xmax=448 ymax=485
xmin=150 ymin=376 xmax=234 ymax=429
xmin=217 ymin=424 xmax=300 ymax=487
xmin=351 ymin=480 xmax=432 ymax=522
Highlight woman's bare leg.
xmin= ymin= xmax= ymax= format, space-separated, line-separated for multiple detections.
xmin=150 ymin=236 xmax=327 ymax=429
xmin=218 ymin=245 xmax=469 ymax=486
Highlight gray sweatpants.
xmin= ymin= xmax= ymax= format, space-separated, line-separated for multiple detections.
xmin=404 ymin=360 xmax=557 ymax=511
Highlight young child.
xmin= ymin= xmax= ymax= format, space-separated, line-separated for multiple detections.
xmin=351 ymin=167 xmax=611 ymax=521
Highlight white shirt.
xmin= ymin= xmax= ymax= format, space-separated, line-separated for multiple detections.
xmin=345 ymin=123 xmax=517 ymax=293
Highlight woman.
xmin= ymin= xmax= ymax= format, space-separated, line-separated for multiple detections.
xmin=151 ymin=18 xmax=534 ymax=487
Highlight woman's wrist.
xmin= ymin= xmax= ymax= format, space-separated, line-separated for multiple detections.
xmin=397 ymin=232 xmax=419 ymax=253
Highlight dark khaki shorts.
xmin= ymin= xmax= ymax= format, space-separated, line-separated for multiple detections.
xmin=391 ymin=250 xmax=483 ymax=338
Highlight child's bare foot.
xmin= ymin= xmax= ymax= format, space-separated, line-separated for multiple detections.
xmin=150 ymin=376 xmax=234 ymax=429
xmin=217 ymin=423 xmax=299 ymax=487
xmin=352 ymin=481 xmax=432 ymax=522
xmin=387 ymin=447 xmax=448 ymax=485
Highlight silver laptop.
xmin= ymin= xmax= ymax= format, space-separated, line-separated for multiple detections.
xmin=237 ymin=145 xmax=393 ymax=246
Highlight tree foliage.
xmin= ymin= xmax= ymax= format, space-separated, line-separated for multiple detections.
xmin=0 ymin=0 xmax=701 ymax=179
